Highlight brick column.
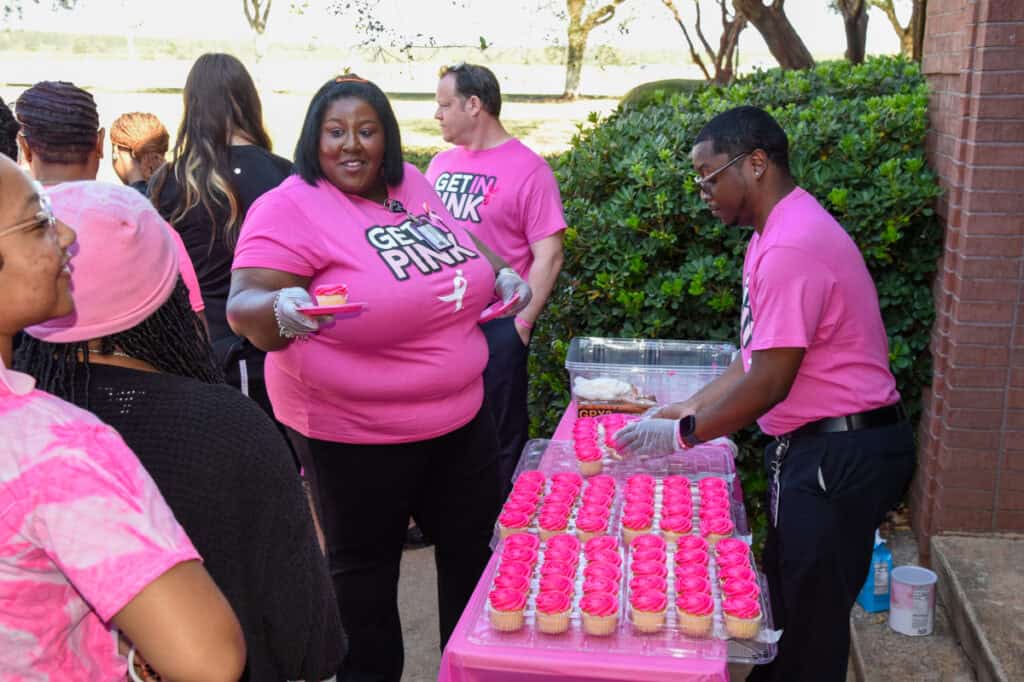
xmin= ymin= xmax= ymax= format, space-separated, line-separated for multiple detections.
xmin=914 ymin=0 xmax=1024 ymax=556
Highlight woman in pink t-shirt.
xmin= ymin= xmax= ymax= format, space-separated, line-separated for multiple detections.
xmin=0 ymin=156 xmax=244 ymax=678
xmin=227 ymin=75 xmax=531 ymax=682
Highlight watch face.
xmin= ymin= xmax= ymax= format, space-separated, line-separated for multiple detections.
xmin=679 ymin=414 xmax=696 ymax=437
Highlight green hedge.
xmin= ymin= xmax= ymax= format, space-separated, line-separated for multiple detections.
xmin=531 ymin=56 xmax=942 ymax=547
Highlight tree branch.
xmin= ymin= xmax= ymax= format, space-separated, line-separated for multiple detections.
xmin=582 ymin=0 xmax=626 ymax=32
xmin=661 ymin=0 xmax=711 ymax=80
xmin=692 ymin=0 xmax=716 ymax=63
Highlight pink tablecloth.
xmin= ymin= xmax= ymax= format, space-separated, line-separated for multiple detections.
xmin=437 ymin=406 xmax=731 ymax=682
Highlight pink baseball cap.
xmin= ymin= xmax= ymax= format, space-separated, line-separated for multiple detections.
xmin=26 ymin=180 xmax=179 ymax=343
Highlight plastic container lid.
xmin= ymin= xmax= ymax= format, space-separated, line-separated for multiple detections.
xmin=565 ymin=337 xmax=736 ymax=373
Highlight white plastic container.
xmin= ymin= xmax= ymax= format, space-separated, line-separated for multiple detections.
xmin=889 ymin=565 xmax=937 ymax=636
xmin=565 ymin=337 xmax=736 ymax=412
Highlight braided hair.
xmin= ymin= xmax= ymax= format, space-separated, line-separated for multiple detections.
xmin=110 ymin=111 xmax=169 ymax=157
xmin=0 ymin=96 xmax=18 ymax=160
xmin=15 ymin=80 xmax=99 ymax=165
xmin=14 ymin=280 xmax=224 ymax=406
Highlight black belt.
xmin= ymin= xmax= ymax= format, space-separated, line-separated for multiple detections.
xmin=786 ymin=403 xmax=907 ymax=439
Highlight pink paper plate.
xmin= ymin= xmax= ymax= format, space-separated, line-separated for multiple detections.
xmin=297 ymin=302 xmax=367 ymax=316
xmin=478 ymin=294 xmax=520 ymax=324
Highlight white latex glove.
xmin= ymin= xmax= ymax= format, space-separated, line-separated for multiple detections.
xmin=614 ymin=418 xmax=680 ymax=457
xmin=494 ymin=267 xmax=532 ymax=315
xmin=274 ymin=287 xmax=325 ymax=339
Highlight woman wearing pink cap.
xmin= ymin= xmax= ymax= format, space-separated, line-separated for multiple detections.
xmin=227 ymin=74 xmax=531 ymax=682
xmin=15 ymin=179 xmax=343 ymax=682
xmin=0 ymin=158 xmax=245 ymax=679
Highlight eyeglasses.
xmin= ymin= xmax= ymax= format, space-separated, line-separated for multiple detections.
xmin=693 ymin=152 xmax=748 ymax=194
xmin=0 ymin=181 xmax=56 ymax=239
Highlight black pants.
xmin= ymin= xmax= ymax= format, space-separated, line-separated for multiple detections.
xmin=288 ymin=405 xmax=502 ymax=682
xmin=481 ymin=317 xmax=530 ymax=498
xmin=748 ymin=420 xmax=916 ymax=682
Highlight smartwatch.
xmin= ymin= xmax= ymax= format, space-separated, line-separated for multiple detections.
xmin=676 ymin=415 xmax=702 ymax=449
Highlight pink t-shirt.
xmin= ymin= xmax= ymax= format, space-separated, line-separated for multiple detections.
xmin=740 ymin=187 xmax=899 ymax=436
xmin=0 ymin=359 xmax=199 ymax=680
xmin=426 ymin=138 xmax=566 ymax=279
xmin=233 ymin=163 xmax=494 ymax=444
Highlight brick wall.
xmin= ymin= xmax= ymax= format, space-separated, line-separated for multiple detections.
xmin=914 ymin=0 xmax=1024 ymax=554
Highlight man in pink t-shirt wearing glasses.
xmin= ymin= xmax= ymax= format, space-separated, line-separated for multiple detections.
xmin=427 ymin=63 xmax=567 ymax=496
xmin=616 ymin=106 xmax=916 ymax=682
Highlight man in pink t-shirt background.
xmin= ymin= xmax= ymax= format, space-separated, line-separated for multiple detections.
xmin=616 ymin=106 xmax=916 ymax=682
xmin=427 ymin=63 xmax=566 ymax=496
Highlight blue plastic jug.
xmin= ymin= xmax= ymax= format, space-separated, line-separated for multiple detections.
xmin=857 ymin=530 xmax=893 ymax=612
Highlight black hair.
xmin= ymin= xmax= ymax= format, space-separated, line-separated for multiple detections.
xmin=0 ymin=97 xmax=17 ymax=161
xmin=293 ymin=75 xmax=404 ymax=188
xmin=15 ymin=279 xmax=224 ymax=406
xmin=15 ymin=80 xmax=99 ymax=165
xmin=441 ymin=63 xmax=502 ymax=118
xmin=693 ymin=105 xmax=790 ymax=173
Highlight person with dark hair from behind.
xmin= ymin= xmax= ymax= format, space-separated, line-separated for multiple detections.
xmin=15 ymin=179 xmax=343 ymax=682
xmin=615 ymin=105 xmax=916 ymax=681
xmin=0 ymin=155 xmax=245 ymax=682
xmin=427 ymin=63 xmax=566 ymax=498
xmin=228 ymin=74 xmax=531 ymax=682
xmin=151 ymin=53 xmax=293 ymax=423
xmin=14 ymin=80 xmax=207 ymax=323
xmin=0 ymin=96 xmax=18 ymax=160
xmin=110 ymin=111 xmax=169 ymax=194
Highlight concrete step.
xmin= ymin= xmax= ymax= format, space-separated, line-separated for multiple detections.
xmin=931 ymin=533 xmax=1024 ymax=682
xmin=849 ymin=528 xmax=974 ymax=682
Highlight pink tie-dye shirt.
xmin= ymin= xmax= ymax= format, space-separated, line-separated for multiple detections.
xmin=0 ymin=359 xmax=199 ymax=680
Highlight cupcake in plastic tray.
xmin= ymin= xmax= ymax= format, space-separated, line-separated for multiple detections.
xmin=621 ymin=531 xmax=772 ymax=645
xmin=483 ymin=533 xmax=627 ymax=639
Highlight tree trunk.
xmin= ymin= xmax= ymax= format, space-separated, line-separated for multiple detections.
xmin=563 ymin=31 xmax=586 ymax=99
xmin=910 ymin=0 xmax=926 ymax=61
xmin=841 ymin=0 xmax=868 ymax=64
xmin=732 ymin=0 xmax=814 ymax=70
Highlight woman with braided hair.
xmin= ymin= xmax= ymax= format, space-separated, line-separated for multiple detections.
xmin=151 ymin=53 xmax=293 ymax=423
xmin=110 ymin=111 xmax=170 ymax=193
xmin=15 ymin=179 xmax=343 ymax=682
xmin=14 ymin=80 xmax=207 ymax=322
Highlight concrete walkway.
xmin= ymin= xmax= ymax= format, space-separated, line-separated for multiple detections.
xmin=400 ymin=546 xmax=442 ymax=682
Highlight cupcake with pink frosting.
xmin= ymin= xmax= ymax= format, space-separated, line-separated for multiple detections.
xmin=488 ymin=587 xmax=527 ymax=631
xmin=716 ymin=552 xmax=753 ymax=570
xmin=583 ymin=561 xmax=621 ymax=583
xmin=501 ymin=545 xmax=538 ymax=567
xmin=497 ymin=509 xmax=532 ymax=539
xmin=588 ymin=548 xmax=622 ymax=567
xmin=581 ymin=592 xmax=619 ymax=636
xmin=675 ymin=548 xmax=710 ymax=567
xmin=723 ymin=596 xmax=762 ymax=639
xmin=659 ymin=513 xmax=694 ymax=544
xmin=630 ymin=559 xmax=667 ymax=578
xmin=584 ymin=535 xmax=618 ymax=557
xmin=575 ymin=440 xmax=603 ymax=476
xmin=676 ymin=592 xmax=715 ymax=637
xmin=575 ymin=509 xmax=610 ymax=542
xmin=677 ymin=534 xmax=709 ymax=554
xmin=497 ymin=560 xmax=533 ymax=578
xmin=631 ymin=547 xmax=666 ymax=564
xmin=544 ymin=545 xmax=580 ymax=568
xmin=583 ymin=574 xmax=619 ymax=595
xmin=545 ymin=533 xmax=581 ymax=554
xmin=629 ymin=588 xmax=668 ymax=633
xmin=700 ymin=515 xmax=735 ymax=546
xmin=719 ymin=564 xmax=757 ymax=585
xmin=539 ymin=573 xmax=575 ymax=595
xmin=539 ymin=559 xmax=577 ymax=580
xmin=715 ymin=538 xmax=750 ymax=558
xmin=721 ymin=578 xmax=761 ymax=600
xmin=629 ymin=574 xmax=667 ymax=593
xmin=676 ymin=575 xmax=711 ymax=596
xmin=630 ymin=534 xmax=667 ymax=552
xmin=535 ymin=590 xmax=573 ymax=634
xmin=675 ymin=562 xmax=710 ymax=581
xmin=504 ymin=532 xmax=540 ymax=551
xmin=538 ymin=511 xmax=570 ymax=541
xmin=493 ymin=572 xmax=530 ymax=593
xmin=621 ymin=511 xmax=654 ymax=546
